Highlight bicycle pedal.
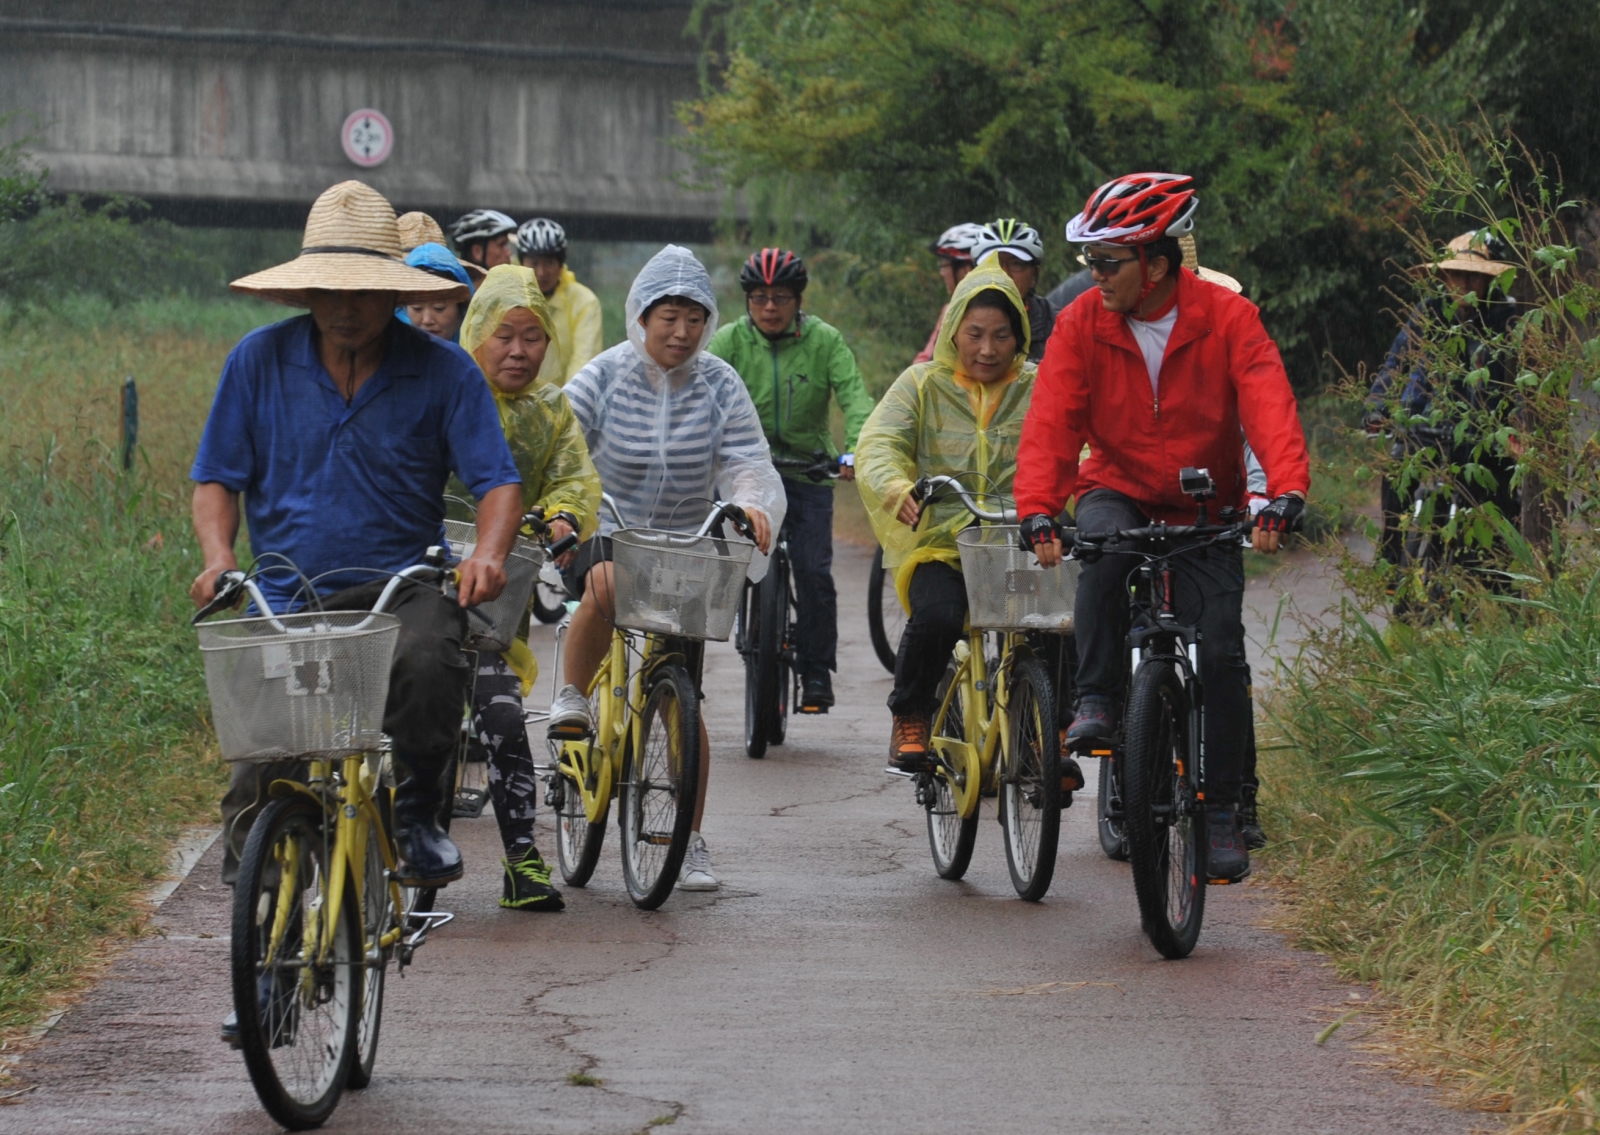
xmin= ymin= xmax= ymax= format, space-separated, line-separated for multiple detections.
xmin=1206 ymin=873 xmax=1250 ymax=886
xmin=883 ymin=766 xmax=917 ymax=779
xmin=547 ymin=724 xmax=591 ymax=742
xmin=798 ymin=704 xmax=828 ymax=715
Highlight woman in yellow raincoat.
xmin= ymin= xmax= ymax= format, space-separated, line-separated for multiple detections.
xmin=457 ymin=264 xmax=601 ymax=910
xmin=856 ymin=263 xmax=1041 ymax=769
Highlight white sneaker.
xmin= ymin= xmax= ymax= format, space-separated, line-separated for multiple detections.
xmin=547 ymin=684 xmax=593 ymax=738
xmin=678 ymin=833 xmax=719 ymax=891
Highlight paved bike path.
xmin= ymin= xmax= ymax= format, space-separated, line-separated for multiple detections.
xmin=0 ymin=542 xmax=1477 ymax=1134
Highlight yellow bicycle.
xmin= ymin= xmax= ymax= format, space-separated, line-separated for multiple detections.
xmin=545 ymin=497 xmax=757 ymax=909
xmin=892 ymin=476 xmax=1081 ymax=901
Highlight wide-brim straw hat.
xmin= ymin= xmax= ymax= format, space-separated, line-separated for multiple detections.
xmin=398 ymin=211 xmax=487 ymax=286
xmin=231 ymin=182 xmax=472 ymax=307
xmin=1428 ymin=229 xmax=1515 ymax=277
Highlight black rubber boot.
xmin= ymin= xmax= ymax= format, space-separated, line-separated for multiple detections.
xmin=800 ymin=669 xmax=834 ymax=713
xmin=393 ymin=760 xmax=463 ymax=886
xmin=1205 ymin=808 xmax=1251 ymax=881
xmin=1238 ymin=785 xmax=1266 ymax=851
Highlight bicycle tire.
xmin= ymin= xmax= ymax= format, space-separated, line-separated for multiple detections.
xmin=531 ymin=579 xmax=567 ymax=625
xmin=348 ymin=820 xmax=390 ymax=1090
xmin=741 ymin=566 xmax=783 ymax=759
xmin=867 ymin=546 xmax=906 ymax=674
xmin=620 ymin=665 xmax=701 ymax=909
xmin=768 ymin=556 xmax=793 ymax=744
xmin=1097 ymin=754 xmax=1130 ymax=861
xmin=553 ymin=757 xmax=608 ymax=887
xmin=1122 ymin=661 xmax=1206 ymax=959
xmin=232 ymin=795 xmax=359 ymax=1130
xmin=926 ymin=666 xmax=978 ymax=879
xmin=1001 ymin=657 xmax=1061 ymax=901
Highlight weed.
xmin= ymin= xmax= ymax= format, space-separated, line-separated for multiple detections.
xmin=566 ymin=1071 xmax=603 ymax=1087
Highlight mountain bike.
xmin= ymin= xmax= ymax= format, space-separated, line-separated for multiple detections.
xmin=887 ymin=476 xmax=1080 ymax=901
xmin=736 ymin=452 xmax=839 ymax=759
xmin=1068 ymin=469 xmax=1252 ymax=958
xmin=867 ymin=546 xmax=907 ymax=673
xmin=543 ymin=497 xmax=757 ymax=908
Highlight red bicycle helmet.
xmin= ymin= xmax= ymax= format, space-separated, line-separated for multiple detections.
xmin=1065 ymin=172 xmax=1198 ymax=246
xmin=740 ymin=248 xmax=808 ymax=292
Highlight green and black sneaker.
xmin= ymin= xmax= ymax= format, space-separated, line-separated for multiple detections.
xmin=501 ymin=851 xmax=565 ymax=911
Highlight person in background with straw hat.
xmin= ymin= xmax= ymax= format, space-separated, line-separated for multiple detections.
xmin=400 ymin=211 xmax=488 ymax=288
xmin=190 ymin=182 xmax=524 ymax=1005
xmin=455 ymin=264 xmax=602 ymax=911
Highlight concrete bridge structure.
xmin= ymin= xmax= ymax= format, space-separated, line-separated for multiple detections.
xmin=0 ymin=0 xmax=723 ymax=239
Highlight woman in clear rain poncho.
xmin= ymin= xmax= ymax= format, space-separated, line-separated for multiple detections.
xmin=857 ymin=263 xmax=1076 ymax=780
xmin=457 ymin=264 xmax=602 ymax=911
xmin=552 ymin=244 xmax=786 ymax=891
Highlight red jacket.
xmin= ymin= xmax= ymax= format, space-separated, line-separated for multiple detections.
xmin=1015 ymin=268 xmax=1310 ymax=525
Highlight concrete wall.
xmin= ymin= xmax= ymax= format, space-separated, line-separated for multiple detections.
xmin=0 ymin=1 xmax=723 ymax=237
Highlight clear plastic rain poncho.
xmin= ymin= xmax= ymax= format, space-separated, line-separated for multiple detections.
xmin=458 ymin=265 xmax=601 ymax=539
xmin=856 ymin=263 xmax=1036 ymax=610
xmin=562 ymin=245 xmax=785 ymax=575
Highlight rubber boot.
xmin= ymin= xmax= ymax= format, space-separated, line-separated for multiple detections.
xmin=393 ymin=755 xmax=463 ymax=886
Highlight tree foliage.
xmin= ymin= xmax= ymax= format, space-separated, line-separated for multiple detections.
xmin=682 ymin=0 xmax=1494 ymax=389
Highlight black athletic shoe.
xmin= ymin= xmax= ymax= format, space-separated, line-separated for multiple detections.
xmin=1238 ymin=788 xmax=1266 ymax=851
xmin=800 ymin=671 xmax=834 ymax=713
xmin=1066 ymin=696 xmax=1117 ymax=743
xmin=1206 ymin=809 xmax=1251 ymax=881
xmin=501 ymin=851 xmax=565 ymax=911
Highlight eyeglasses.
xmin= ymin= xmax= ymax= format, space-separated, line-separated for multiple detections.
xmin=748 ymin=291 xmax=797 ymax=308
xmin=1085 ymin=255 xmax=1138 ymax=276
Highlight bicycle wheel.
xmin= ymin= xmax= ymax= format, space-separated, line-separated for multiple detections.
xmin=1097 ymin=753 xmax=1130 ymax=861
xmin=741 ymin=565 xmax=784 ymax=759
xmin=531 ymin=578 xmax=568 ymax=624
xmin=348 ymin=820 xmax=391 ymax=1090
xmin=768 ymin=564 xmax=792 ymax=744
xmin=552 ymin=748 xmax=608 ymax=887
xmin=1001 ymin=657 xmax=1061 ymax=901
xmin=620 ymin=666 xmax=701 ymax=909
xmin=925 ymin=667 xmax=978 ymax=880
xmin=867 ymin=546 xmax=906 ymax=674
xmin=232 ymin=795 xmax=358 ymax=1129
xmin=1122 ymin=661 xmax=1206 ymax=959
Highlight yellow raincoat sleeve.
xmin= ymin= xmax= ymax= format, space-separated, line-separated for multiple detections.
xmin=561 ymin=272 xmax=604 ymax=382
xmin=855 ymin=365 xmax=927 ymax=567
xmin=507 ymin=387 xmax=602 ymax=538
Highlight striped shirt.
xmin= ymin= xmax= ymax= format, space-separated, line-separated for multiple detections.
xmin=564 ymin=342 xmax=787 ymax=537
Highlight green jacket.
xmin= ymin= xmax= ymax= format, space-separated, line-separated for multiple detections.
xmin=707 ymin=313 xmax=875 ymax=475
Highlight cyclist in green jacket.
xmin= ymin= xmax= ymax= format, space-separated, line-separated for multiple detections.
xmin=707 ymin=249 xmax=875 ymax=712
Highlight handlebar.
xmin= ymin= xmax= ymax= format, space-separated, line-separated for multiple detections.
xmin=697 ymin=500 xmax=757 ymax=543
xmin=911 ymin=475 xmax=1017 ymax=524
xmin=772 ymin=451 xmax=841 ymax=483
xmin=192 ymin=552 xmax=457 ymax=628
xmin=1073 ymin=519 xmax=1252 ymax=557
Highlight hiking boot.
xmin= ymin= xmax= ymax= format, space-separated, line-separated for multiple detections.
xmin=1066 ymin=696 xmax=1117 ymax=744
xmin=800 ymin=670 xmax=834 ymax=713
xmin=1206 ymin=808 xmax=1251 ymax=881
xmin=888 ymin=714 xmax=932 ymax=773
xmin=1238 ymin=786 xmax=1266 ymax=851
xmin=501 ymin=851 xmax=565 ymax=911
xmin=547 ymin=684 xmax=594 ymax=739
xmin=678 ymin=833 xmax=719 ymax=891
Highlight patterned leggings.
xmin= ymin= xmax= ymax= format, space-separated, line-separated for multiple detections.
xmin=472 ymin=654 xmax=540 ymax=861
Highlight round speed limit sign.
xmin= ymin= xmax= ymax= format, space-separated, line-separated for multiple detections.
xmin=341 ymin=109 xmax=394 ymax=168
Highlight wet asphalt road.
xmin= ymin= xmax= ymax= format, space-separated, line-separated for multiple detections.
xmin=0 ymin=542 xmax=1481 ymax=1135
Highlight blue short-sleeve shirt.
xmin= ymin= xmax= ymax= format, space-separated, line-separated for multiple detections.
xmin=191 ymin=314 xmax=520 ymax=611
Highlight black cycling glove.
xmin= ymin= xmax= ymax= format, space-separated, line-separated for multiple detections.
xmin=1255 ymin=494 xmax=1305 ymax=534
xmin=1018 ymin=513 xmax=1060 ymax=552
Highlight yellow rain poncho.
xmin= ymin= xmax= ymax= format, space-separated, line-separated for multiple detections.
xmin=855 ymin=264 xmax=1036 ymax=612
xmin=459 ymin=265 xmax=603 ymax=690
xmin=538 ymin=266 xmax=605 ymax=385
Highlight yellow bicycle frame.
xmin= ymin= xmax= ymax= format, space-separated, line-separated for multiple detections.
xmin=928 ymin=629 xmax=1026 ymax=821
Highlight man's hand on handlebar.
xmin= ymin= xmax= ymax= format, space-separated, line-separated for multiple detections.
xmin=1019 ymin=513 xmax=1064 ymax=567
xmin=457 ymin=554 xmax=508 ymax=608
xmin=1252 ymin=492 xmax=1305 ymax=555
xmin=190 ymin=556 xmax=240 ymax=609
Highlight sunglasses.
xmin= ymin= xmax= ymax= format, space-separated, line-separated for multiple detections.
xmin=1085 ymin=255 xmax=1139 ymax=275
xmin=748 ymin=291 xmax=797 ymax=308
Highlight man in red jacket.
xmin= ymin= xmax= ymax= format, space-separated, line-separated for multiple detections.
xmin=1014 ymin=172 xmax=1310 ymax=879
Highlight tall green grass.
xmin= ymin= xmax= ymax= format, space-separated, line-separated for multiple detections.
xmin=1263 ymin=577 xmax=1600 ymax=1126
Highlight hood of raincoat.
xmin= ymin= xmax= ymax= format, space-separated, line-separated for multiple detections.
xmin=625 ymin=244 xmax=720 ymax=386
xmin=395 ymin=242 xmax=474 ymax=337
xmin=854 ymin=262 xmax=1037 ymax=610
xmin=459 ymin=264 xmax=561 ymax=408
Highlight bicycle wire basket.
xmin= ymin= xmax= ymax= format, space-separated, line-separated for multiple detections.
xmin=956 ymin=524 xmax=1080 ymax=632
xmin=610 ymin=528 xmax=757 ymax=642
xmin=442 ymin=519 xmax=546 ymax=653
xmin=198 ymin=612 xmax=401 ymax=762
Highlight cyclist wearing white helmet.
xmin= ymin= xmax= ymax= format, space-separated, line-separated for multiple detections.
xmin=973 ymin=218 xmax=1053 ymax=363
xmin=452 ymin=208 xmax=518 ymax=270
xmin=516 ymin=217 xmax=605 ymax=384
xmin=913 ymin=222 xmax=986 ymax=364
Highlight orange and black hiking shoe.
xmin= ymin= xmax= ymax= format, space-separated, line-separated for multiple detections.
xmin=889 ymin=714 xmax=932 ymax=773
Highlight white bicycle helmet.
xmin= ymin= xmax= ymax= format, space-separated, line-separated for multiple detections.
xmin=972 ymin=217 xmax=1046 ymax=264
xmin=451 ymin=208 xmax=517 ymax=246
xmin=929 ymin=222 xmax=986 ymax=263
xmin=516 ymin=217 xmax=568 ymax=258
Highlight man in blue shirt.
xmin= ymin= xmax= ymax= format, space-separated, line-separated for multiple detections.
xmin=190 ymin=183 xmax=523 ymax=932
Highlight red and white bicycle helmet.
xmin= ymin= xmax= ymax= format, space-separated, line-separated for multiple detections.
xmin=1065 ymin=172 xmax=1198 ymax=246
xmin=929 ymin=222 xmax=986 ymax=263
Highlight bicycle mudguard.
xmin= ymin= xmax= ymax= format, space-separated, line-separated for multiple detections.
xmin=268 ymin=779 xmax=328 ymax=808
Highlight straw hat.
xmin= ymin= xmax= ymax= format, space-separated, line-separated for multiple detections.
xmin=1430 ymin=229 xmax=1515 ymax=277
xmin=399 ymin=211 xmax=486 ymax=286
xmin=231 ymin=182 xmax=472 ymax=307
xmin=1180 ymin=233 xmax=1242 ymax=293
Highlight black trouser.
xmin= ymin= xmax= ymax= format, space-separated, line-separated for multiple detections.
xmin=1379 ymin=475 xmax=1406 ymax=569
xmin=1073 ymin=489 xmax=1251 ymax=806
xmin=887 ymin=561 xmax=968 ymax=719
xmin=783 ymin=478 xmax=838 ymax=677
xmin=221 ymin=578 xmax=470 ymax=883
xmin=472 ymin=654 xmax=538 ymax=862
